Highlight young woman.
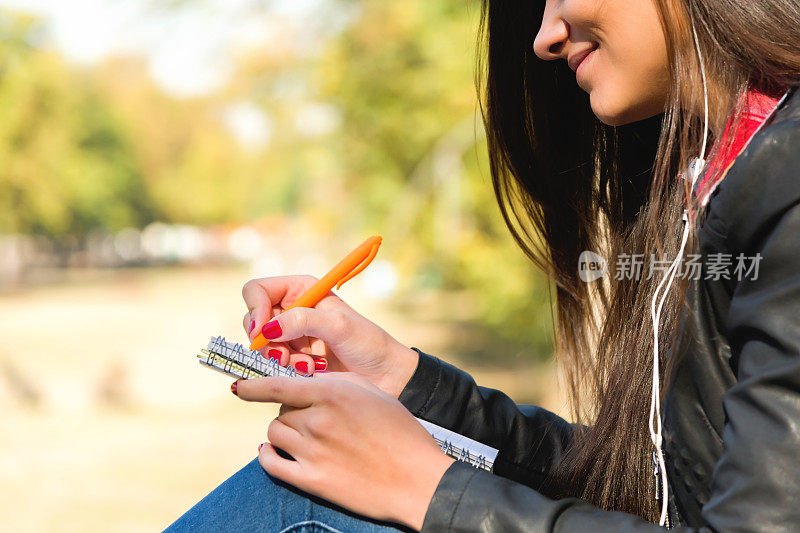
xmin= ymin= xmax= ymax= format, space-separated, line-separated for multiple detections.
xmin=167 ymin=0 xmax=800 ymax=530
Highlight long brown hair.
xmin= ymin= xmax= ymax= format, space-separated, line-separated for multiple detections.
xmin=476 ymin=0 xmax=800 ymax=521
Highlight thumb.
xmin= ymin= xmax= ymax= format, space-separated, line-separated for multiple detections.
xmin=258 ymin=307 xmax=348 ymax=346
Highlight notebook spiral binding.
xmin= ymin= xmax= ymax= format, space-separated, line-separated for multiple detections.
xmin=197 ymin=335 xmax=497 ymax=472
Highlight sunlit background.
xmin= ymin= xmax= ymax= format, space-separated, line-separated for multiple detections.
xmin=0 ymin=0 xmax=566 ymax=530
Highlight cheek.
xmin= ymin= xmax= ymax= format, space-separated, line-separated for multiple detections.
xmin=589 ymin=38 xmax=671 ymax=126
xmin=584 ymin=50 xmax=628 ymax=125
xmin=583 ymin=3 xmax=671 ymax=125
xmin=588 ymin=46 xmax=670 ymax=125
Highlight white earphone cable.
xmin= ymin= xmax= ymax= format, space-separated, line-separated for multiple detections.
xmin=648 ymin=5 xmax=709 ymax=527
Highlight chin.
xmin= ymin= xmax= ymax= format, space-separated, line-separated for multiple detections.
xmin=590 ymin=88 xmax=665 ymax=126
xmin=593 ymin=111 xmax=631 ymax=127
xmin=590 ymin=93 xmax=640 ymax=126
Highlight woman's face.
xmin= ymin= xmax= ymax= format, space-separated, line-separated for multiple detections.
xmin=533 ymin=0 xmax=671 ymax=126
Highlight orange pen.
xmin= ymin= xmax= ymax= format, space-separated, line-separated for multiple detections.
xmin=249 ymin=235 xmax=383 ymax=351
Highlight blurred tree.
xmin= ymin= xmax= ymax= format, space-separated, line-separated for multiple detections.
xmin=316 ymin=0 xmax=555 ymax=360
xmin=182 ymin=0 xmax=556 ymax=360
xmin=0 ymin=2 xmax=554 ymax=360
xmin=93 ymin=57 xmax=263 ymax=225
xmin=0 ymin=12 xmax=154 ymax=239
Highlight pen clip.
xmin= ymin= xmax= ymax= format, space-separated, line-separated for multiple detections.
xmin=335 ymin=238 xmax=381 ymax=290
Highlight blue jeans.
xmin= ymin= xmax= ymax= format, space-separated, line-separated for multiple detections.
xmin=165 ymin=458 xmax=415 ymax=533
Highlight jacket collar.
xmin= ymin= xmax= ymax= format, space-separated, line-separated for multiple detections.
xmin=693 ymin=87 xmax=790 ymax=208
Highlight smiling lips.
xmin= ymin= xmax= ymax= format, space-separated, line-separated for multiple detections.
xmin=568 ymin=45 xmax=598 ymax=73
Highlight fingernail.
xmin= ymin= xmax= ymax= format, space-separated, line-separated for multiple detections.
xmin=231 ymin=381 xmax=239 ymax=396
xmin=294 ymin=361 xmax=309 ymax=374
xmin=261 ymin=320 xmax=282 ymax=340
xmin=258 ymin=442 xmax=265 ymax=453
xmin=315 ymin=370 xmax=329 ymax=373
xmin=267 ymin=349 xmax=282 ymax=361
xmin=249 ymin=320 xmax=256 ymax=334
xmin=314 ymin=359 xmax=327 ymax=371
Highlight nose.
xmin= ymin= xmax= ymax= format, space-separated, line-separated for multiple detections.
xmin=533 ymin=2 xmax=569 ymax=61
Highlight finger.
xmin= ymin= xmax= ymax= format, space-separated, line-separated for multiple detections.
xmin=278 ymin=403 xmax=299 ymax=417
xmin=305 ymin=343 xmax=339 ymax=372
xmin=245 ymin=309 xmax=278 ymax=344
xmin=257 ymin=307 xmax=348 ymax=347
xmin=311 ymin=371 xmax=382 ymax=394
xmin=261 ymin=341 xmax=327 ymax=373
xmin=243 ymin=310 xmax=256 ymax=338
xmin=275 ymin=405 xmax=333 ymax=441
xmin=261 ymin=342 xmax=321 ymax=371
xmin=263 ymin=308 xmax=293 ymax=363
xmin=286 ymin=336 xmax=325 ymax=357
xmin=258 ymin=441 xmax=304 ymax=487
xmin=308 ymin=337 xmax=330 ymax=358
xmin=294 ymin=335 xmax=329 ymax=359
xmin=257 ymin=306 xmax=282 ymax=344
xmin=234 ymin=376 xmax=320 ymax=407
xmin=261 ymin=343 xmax=289 ymax=364
xmin=286 ymin=352 xmax=325 ymax=375
xmin=242 ymin=282 xmax=272 ymax=340
xmin=267 ymin=416 xmax=304 ymax=455
xmin=243 ymin=276 xmax=325 ymax=334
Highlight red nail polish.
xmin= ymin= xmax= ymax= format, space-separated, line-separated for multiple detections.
xmin=294 ymin=361 xmax=308 ymax=374
xmin=267 ymin=349 xmax=282 ymax=361
xmin=314 ymin=359 xmax=327 ymax=371
xmin=231 ymin=381 xmax=239 ymax=396
xmin=258 ymin=442 xmax=264 ymax=453
xmin=249 ymin=320 xmax=256 ymax=334
xmin=261 ymin=320 xmax=282 ymax=340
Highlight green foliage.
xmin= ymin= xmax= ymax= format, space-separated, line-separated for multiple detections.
xmin=0 ymin=2 xmax=554 ymax=360
xmin=317 ymin=0 xmax=554 ymax=360
xmin=321 ymin=1 xmax=479 ymax=184
xmin=0 ymin=13 xmax=152 ymax=237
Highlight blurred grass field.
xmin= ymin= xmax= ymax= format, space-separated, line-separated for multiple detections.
xmin=0 ymin=265 xmax=566 ymax=531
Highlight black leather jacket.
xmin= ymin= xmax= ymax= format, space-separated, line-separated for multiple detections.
xmin=398 ymin=85 xmax=800 ymax=532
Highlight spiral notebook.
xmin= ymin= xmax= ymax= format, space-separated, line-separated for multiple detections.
xmin=196 ymin=336 xmax=498 ymax=472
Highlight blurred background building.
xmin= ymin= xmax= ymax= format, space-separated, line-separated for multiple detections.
xmin=0 ymin=0 xmax=564 ymax=530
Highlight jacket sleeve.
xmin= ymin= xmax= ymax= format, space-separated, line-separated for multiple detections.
xmin=398 ymin=348 xmax=574 ymax=489
xmin=398 ymin=350 xmax=666 ymax=532
xmin=412 ymin=114 xmax=800 ymax=531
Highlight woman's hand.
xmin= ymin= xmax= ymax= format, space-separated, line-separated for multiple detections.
xmin=232 ymin=371 xmax=455 ymax=531
xmin=241 ymin=275 xmax=418 ymax=398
